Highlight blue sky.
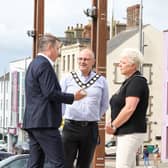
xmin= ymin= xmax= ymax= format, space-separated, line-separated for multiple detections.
xmin=0 ymin=0 xmax=167 ymax=76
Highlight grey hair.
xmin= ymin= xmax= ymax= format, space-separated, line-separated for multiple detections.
xmin=79 ymin=48 xmax=95 ymax=59
xmin=119 ymin=48 xmax=144 ymax=70
xmin=38 ymin=33 xmax=60 ymax=52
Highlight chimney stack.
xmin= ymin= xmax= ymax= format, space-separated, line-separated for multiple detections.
xmin=127 ymin=4 xmax=140 ymax=29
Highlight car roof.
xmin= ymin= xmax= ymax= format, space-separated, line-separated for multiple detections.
xmin=0 ymin=154 xmax=29 ymax=167
xmin=0 ymin=151 xmax=13 ymax=154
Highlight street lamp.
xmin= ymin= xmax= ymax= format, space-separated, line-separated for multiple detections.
xmin=27 ymin=30 xmax=36 ymax=38
xmin=83 ymin=6 xmax=97 ymax=18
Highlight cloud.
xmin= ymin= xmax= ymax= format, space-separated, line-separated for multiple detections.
xmin=112 ymin=0 xmax=168 ymax=31
xmin=44 ymin=0 xmax=91 ymax=35
xmin=0 ymin=0 xmax=92 ymax=75
xmin=0 ymin=0 xmax=168 ymax=76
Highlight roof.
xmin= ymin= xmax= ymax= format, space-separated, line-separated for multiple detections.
xmin=107 ymin=28 xmax=138 ymax=54
xmin=9 ymin=56 xmax=31 ymax=64
xmin=58 ymin=37 xmax=90 ymax=46
xmin=107 ymin=25 xmax=149 ymax=54
xmin=0 ymin=72 xmax=9 ymax=81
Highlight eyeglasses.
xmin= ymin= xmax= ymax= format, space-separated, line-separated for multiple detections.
xmin=77 ymin=57 xmax=91 ymax=62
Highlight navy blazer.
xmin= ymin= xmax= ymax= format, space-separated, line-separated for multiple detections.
xmin=23 ymin=56 xmax=74 ymax=129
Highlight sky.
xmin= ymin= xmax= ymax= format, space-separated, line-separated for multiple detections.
xmin=0 ymin=0 xmax=168 ymax=76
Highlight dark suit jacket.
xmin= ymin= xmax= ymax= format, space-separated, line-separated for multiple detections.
xmin=22 ymin=55 xmax=74 ymax=129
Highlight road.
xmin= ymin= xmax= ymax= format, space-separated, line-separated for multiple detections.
xmin=105 ymin=157 xmax=168 ymax=168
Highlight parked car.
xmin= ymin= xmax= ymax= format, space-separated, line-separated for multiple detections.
xmin=0 ymin=151 xmax=14 ymax=161
xmin=0 ymin=154 xmax=50 ymax=168
xmin=0 ymin=154 xmax=29 ymax=168
xmin=0 ymin=140 xmax=7 ymax=152
xmin=14 ymin=141 xmax=30 ymax=154
xmin=105 ymin=139 xmax=116 ymax=157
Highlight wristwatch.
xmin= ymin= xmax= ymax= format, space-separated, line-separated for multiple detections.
xmin=111 ymin=124 xmax=117 ymax=131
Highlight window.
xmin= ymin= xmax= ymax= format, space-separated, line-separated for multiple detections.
xmin=4 ymin=158 xmax=28 ymax=168
xmin=62 ymin=56 xmax=65 ymax=71
xmin=72 ymin=54 xmax=75 ymax=70
xmin=6 ymin=100 xmax=8 ymax=111
xmin=146 ymin=96 xmax=153 ymax=116
xmin=141 ymin=64 xmax=152 ymax=84
xmin=113 ymin=63 xmax=125 ymax=84
xmin=67 ymin=55 xmax=70 ymax=71
xmin=167 ymin=82 xmax=168 ymax=115
xmin=144 ymin=122 xmax=152 ymax=143
xmin=1 ymin=82 xmax=3 ymax=93
xmin=6 ymin=81 xmax=8 ymax=93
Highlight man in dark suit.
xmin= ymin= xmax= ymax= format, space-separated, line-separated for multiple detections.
xmin=22 ymin=33 xmax=86 ymax=168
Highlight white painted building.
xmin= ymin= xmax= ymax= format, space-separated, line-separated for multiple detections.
xmin=8 ymin=57 xmax=32 ymax=152
xmin=0 ymin=72 xmax=10 ymax=143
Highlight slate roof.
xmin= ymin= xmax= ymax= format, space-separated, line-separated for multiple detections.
xmin=107 ymin=25 xmax=151 ymax=55
xmin=107 ymin=28 xmax=139 ymax=54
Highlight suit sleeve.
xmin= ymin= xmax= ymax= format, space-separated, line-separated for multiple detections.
xmin=36 ymin=62 xmax=74 ymax=104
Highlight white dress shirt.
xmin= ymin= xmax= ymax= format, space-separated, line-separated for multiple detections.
xmin=60 ymin=70 xmax=109 ymax=121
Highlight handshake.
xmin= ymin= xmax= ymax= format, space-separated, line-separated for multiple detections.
xmin=74 ymin=89 xmax=87 ymax=100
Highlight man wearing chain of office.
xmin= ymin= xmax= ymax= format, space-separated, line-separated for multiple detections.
xmin=60 ymin=48 xmax=109 ymax=168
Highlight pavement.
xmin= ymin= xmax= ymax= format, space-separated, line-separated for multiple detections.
xmin=105 ymin=157 xmax=168 ymax=168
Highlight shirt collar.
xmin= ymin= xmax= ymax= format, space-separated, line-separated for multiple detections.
xmin=38 ymin=53 xmax=54 ymax=67
xmin=123 ymin=70 xmax=141 ymax=84
xmin=78 ymin=70 xmax=93 ymax=77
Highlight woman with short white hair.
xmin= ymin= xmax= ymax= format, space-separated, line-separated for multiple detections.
xmin=106 ymin=48 xmax=149 ymax=168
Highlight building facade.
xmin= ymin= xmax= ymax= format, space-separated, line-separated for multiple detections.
xmin=162 ymin=30 xmax=168 ymax=162
xmin=8 ymin=57 xmax=31 ymax=152
xmin=0 ymin=73 xmax=9 ymax=143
